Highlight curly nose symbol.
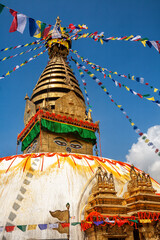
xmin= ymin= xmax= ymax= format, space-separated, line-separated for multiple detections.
xmin=66 ymin=147 xmax=71 ymax=153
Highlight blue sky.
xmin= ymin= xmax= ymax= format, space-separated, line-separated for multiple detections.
xmin=0 ymin=0 xmax=160 ymax=163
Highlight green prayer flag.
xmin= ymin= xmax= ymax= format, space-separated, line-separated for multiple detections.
xmin=41 ymin=23 xmax=46 ymax=36
xmin=71 ymin=222 xmax=81 ymax=226
xmin=128 ymin=219 xmax=138 ymax=223
xmin=0 ymin=4 xmax=4 ymax=14
xmin=143 ymin=94 xmax=150 ymax=97
xmin=17 ymin=225 xmax=27 ymax=232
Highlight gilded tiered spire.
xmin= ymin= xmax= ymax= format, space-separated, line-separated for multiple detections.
xmin=31 ymin=17 xmax=85 ymax=112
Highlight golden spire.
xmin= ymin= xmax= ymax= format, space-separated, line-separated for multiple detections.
xmin=30 ymin=17 xmax=85 ymax=114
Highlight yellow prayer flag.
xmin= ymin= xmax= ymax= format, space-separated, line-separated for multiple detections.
xmin=125 ymin=86 xmax=130 ymax=91
xmin=104 ymin=88 xmax=107 ymax=92
xmin=102 ymin=68 xmax=105 ymax=71
xmin=117 ymin=105 xmax=122 ymax=108
xmin=109 ymin=74 xmax=111 ymax=78
xmin=124 ymin=35 xmax=134 ymax=41
xmin=147 ymin=97 xmax=155 ymax=101
xmin=6 ymin=71 xmax=10 ymax=76
xmin=154 ymin=88 xmax=158 ymax=92
xmin=141 ymin=40 xmax=147 ymax=47
xmin=80 ymin=72 xmax=83 ymax=75
xmin=60 ymin=27 xmax=65 ymax=34
xmin=2 ymin=57 xmax=7 ymax=61
xmin=24 ymin=43 xmax=29 ymax=47
xmin=145 ymin=139 xmax=149 ymax=143
xmin=83 ymin=33 xmax=88 ymax=38
xmin=28 ymin=224 xmax=37 ymax=230
xmin=20 ymin=63 xmax=25 ymax=67
xmin=132 ymin=76 xmax=135 ymax=80
xmin=90 ymin=74 xmax=94 ymax=77
xmin=112 ymin=37 xmax=118 ymax=40
xmin=113 ymin=72 xmax=118 ymax=75
xmin=100 ymin=39 xmax=103 ymax=45
xmin=85 ymin=90 xmax=87 ymax=93
xmin=34 ymin=20 xmax=42 ymax=38
xmin=20 ymin=52 xmax=23 ymax=55
xmin=4 ymin=48 xmax=9 ymax=51
xmin=131 ymin=122 xmax=135 ymax=126
xmin=139 ymin=219 xmax=151 ymax=223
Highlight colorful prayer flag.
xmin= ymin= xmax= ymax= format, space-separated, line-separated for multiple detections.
xmin=0 ymin=3 xmax=4 ymax=14
xmin=29 ymin=18 xmax=38 ymax=37
xmin=17 ymin=225 xmax=27 ymax=232
xmin=27 ymin=224 xmax=37 ymax=230
xmin=61 ymin=223 xmax=70 ymax=228
xmin=42 ymin=25 xmax=52 ymax=38
xmin=17 ymin=14 xmax=27 ymax=34
xmin=9 ymin=9 xmax=18 ymax=32
xmin=49 ymin=223 xmax=59 ymax=229
xmin=5 ymin=225 xmax=15 ymax=232
xmin=38 ymin=224 xmax=47 ymax=230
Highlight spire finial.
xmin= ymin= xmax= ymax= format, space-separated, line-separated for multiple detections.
xmin=56 ymin=16 xmax=61 ymax=28
xmin=24 ymin=93 xmax=29 ymax=100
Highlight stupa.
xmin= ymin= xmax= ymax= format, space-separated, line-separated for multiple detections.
xmin=0 ymin=17 xmax=160 ymax=240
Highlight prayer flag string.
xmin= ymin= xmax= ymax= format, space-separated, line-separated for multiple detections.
xmin=0 ymin=39 xmax=44 ymax=52
xmin=70 ymin=49 xmax=160 ymax=96
xmin=71 ymin=57 xmax=160 ymax=157
xmin=0 ymin=210 xmax=158 ymax=233
xmin=68 ymin=63 xmax=92 ymax=112
xmin=71 ymin=51 xmax=160 ymax=107
xmin=71 ymin=33 xmax=160 ymax=53
xmin=0 ymin=49 xmax=47 ymax=80
xmin=0 ymin=3 xmax=87 ymax=38
xmin=0 ymin=44 xmax=44 ymax=63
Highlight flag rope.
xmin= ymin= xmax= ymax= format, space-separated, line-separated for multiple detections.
xmin=0 ymin=44 xmax=44 ymax=63
xmin=0 ymin=49 xmax=47 ymax=80
xmin=70 ymin=49 xmax=160 ymax=97
xmin=71 ymin=57 xmax=160 ymax=157
xmin=0 ymin=39 xmax=44 ymax=52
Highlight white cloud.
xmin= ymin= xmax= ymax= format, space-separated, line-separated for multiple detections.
xmin=126 ymin=125 xmax=160 ymax=183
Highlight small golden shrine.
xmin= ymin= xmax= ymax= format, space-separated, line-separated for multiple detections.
xmin=83 ymin=165 xmax=160 ymax=240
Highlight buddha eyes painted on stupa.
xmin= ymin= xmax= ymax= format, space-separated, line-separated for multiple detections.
xmin=70 ymin=141 xmax=82 ymax=149
xmin=54 ymin=137 xmax=82 ymax=152
xmin=54 ymin=137 xmax=67 ymax=146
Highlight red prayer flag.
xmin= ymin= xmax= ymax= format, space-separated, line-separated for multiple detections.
xmin=117 ymin=220 xmax=127 ymax=227
xmin=137 ymin=93 xmax=143 ymax=98
xmin=68 ymin=24 xmax=76 ymax=30
xmin=5 ymin=225 xmax=15 ymax=232
xmin=42 ymin=25 xmax=52 ymax=38
xmin=9 ymin=9 xmax=18 ymax=32
xmin=156 ymin=41 xmax=160 ymax=53
xmin=60 ymin=223 xmax=70 ymax=228
xmin=98 ymin=82 xmax=102 ymax=86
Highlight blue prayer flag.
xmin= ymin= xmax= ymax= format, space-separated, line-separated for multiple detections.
xmin=29 ymin=18 xmax=38 ymax=37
